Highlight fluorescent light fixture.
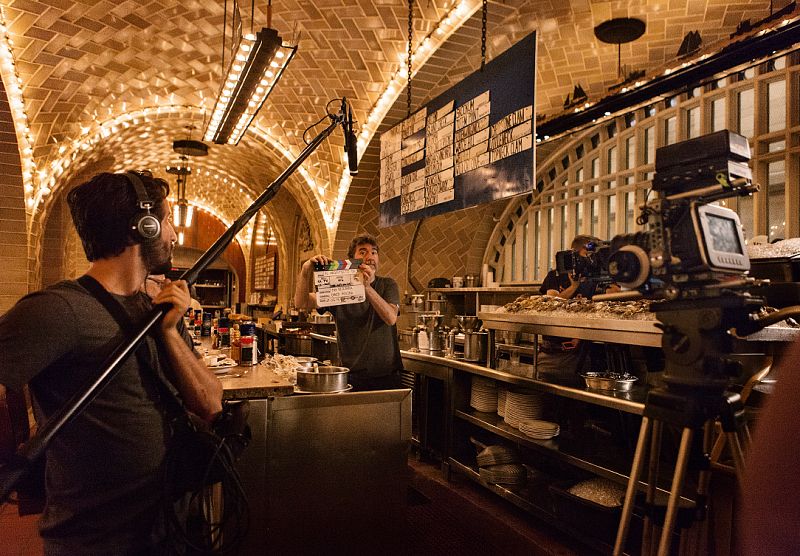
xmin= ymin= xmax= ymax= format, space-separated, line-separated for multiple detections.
xmin=204 ymin=27 xmax=297 ymax=145
xmin=178 ymin=230 xmax=185 ymax=246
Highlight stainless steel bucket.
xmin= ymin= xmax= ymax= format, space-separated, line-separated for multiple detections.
xmin=296 ymin=366 xmax=349 ymax=392
xmin=463 ymin=331 xmax=488 ymax=362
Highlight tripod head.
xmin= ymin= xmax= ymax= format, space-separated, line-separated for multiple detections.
xmin=654 ymin=292 xmax=766 ymax=392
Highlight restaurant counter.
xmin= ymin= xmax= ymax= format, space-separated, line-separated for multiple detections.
xmin=198 ymin=338 xmax=412 ymax=554
xmin=217 ymin=363 xmax=294 ymax=399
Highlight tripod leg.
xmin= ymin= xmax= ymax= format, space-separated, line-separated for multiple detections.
xmin=643 ymin=420 xmax=664 ymax=556
xmin=614 ymin=416 xmax=652 ymax=556
xmin=725 ymin=431 xmax=746 ymax=484
xmin=657 ymin=427 xmax=694 ymax=556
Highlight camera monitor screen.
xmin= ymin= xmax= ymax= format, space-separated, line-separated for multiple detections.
xmin=707 ymin=213 xmax=744 ymax=254
xmin=695 ymin=203 xmax=749 ymax=272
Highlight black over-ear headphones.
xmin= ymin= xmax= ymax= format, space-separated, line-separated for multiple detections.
xmin=125 ymin=171 xmax=161 ymax=241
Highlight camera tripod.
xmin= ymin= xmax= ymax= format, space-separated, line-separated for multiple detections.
xmin=613 ymin=295 xmax=766 ymax=556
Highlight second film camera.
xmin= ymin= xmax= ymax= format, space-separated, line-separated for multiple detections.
xmin=555 ymin=240 xmax=610 ymax=281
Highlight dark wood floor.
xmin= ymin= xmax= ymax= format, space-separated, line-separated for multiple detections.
xmin=0 ymin=457 xmax=587 ymax=556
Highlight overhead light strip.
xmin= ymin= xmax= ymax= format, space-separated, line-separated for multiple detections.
xmin=204 ymin=28 xmax=297 ymax=145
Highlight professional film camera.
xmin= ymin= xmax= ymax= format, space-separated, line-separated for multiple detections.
xmin=555 ymin=240 xmax=610 ymax=282
xmin=605 ymin=129 xmax=753 ymax=300
xmin=604 ymin=130 xmax=800 ymax=555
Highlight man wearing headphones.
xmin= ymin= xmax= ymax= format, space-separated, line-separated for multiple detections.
xmin=0 ymin=171 xmax=222 ymax=555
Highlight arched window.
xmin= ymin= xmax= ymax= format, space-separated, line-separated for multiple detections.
xmin=487 ymin=52 xmax=799 ymax=283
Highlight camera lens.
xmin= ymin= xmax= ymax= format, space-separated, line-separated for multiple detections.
xmin=608 ymin=245 xmax=650 ymax=289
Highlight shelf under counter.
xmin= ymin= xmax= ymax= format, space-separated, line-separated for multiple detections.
xmin=402 ymin=350 xmax=646 ymax=414
xmin=455 ymin=409 xmax=634 ymax=485
xmin=454 ymin=409 xmax=696 ymax=507
xmin=447 ymin=458 xmax=625 ymax=556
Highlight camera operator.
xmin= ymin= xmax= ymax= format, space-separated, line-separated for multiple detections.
xmin=537 ymin=235 xmax=617 ymax=383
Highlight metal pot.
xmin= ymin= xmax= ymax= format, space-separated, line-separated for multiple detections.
xmin=580 ymin=372 xmax=638 ymax=391
xmin=464 ymin=274 xmax=481 ymax=287
xmin=294 ymin=356 xmax=318 ymax=369
xmin=296 ymin=365 xmax=349 ymax=392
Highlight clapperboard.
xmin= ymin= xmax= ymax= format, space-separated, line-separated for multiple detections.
xmin=313 ymin=259 xmax=365 ymax=307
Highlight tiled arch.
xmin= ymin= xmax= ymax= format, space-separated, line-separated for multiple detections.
xmin=0 ymin=76 xmax=30 ymax=312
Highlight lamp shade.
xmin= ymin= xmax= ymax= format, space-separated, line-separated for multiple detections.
xmin=173 ymin=139 xmax=208 ymax=157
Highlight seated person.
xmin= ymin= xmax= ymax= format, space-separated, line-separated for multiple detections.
xmin=537 ymin=234 xmax=616 ymax=383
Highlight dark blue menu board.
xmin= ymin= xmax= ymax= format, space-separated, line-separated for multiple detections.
xmin=379 ymin=31 xmax=536 ymax=227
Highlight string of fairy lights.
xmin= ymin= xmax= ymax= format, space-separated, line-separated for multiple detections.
xmin=1 ymin=1 xmax=483 ymax=238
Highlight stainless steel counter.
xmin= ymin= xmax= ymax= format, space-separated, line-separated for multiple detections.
xmin=478 ymin=311 xmax=662 ymax=347
xmin=236 ymin=389 xmax=412 ymax=554
xmin=478 ymin=310 xmax=800 ymax=347
xmin=402 ymin=350 xmax=645 ymax=414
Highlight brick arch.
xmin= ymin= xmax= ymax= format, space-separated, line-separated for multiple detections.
xmin=0 ymin=77 xmax=31 ymax=313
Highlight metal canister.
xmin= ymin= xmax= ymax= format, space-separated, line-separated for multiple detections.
xmin=239 ymin=322 xmax=257 ymax=366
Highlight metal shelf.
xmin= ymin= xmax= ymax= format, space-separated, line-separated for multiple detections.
xmin=448 ymin=457 xmax=551 ymax=516
xmin=402 ymin=350 xmax=646 ymax=414
xmin=456 ymin=409 xmax=634 ymax=486
xmin=495 ymin=342 xmax=536 ymax=356
xmin=454 ymin=408 xmax=696 ymax=505
xmin=447 ymin=458 xmax=622 ymax=556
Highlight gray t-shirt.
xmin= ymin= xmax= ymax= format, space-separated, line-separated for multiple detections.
xmin=330 ymin=276 xmax=403 ymax=378
xmin=0 ymin=279 xmax=187 ymax=555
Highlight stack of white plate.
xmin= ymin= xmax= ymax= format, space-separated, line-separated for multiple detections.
xmin=497 ymin=387 xmax=507 ymax=417
xmin=478 ymin=463 xmax=527 ymax=488
xmin=470 ymin=376 xmax=498 ymax=413
xmin=518 ymin=419 xmax=560 ymax=440
xmin=504 ymin=389 xmax=545 ymax=429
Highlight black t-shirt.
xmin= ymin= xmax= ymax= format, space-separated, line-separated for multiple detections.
xmin=539 ymin=269 xmax=598 ymax=298
xmin=330 ymin=275 xmax=403 ymax=378
xmin=0 ymin=280 xmax=190 ymax=554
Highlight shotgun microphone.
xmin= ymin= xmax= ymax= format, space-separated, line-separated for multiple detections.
xmin=342 ymin=98 xmax=358 ymax=176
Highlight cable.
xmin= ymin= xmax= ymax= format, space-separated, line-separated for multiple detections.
xmin=159 ymin=428 xmax=250 ymax=555
xmin=302 ymin=99 xmax=342 ymax=144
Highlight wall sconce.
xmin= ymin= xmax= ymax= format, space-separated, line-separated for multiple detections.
xmin=204 ymin=27 xmax=297 ymax=145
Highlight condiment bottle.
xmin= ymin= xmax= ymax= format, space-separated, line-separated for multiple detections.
xmin=239 ymin=322 xmax=257 ymax=366
xmin=218 ymin=318 xmax=231 ymax=348
xmin=230 ymin=324 xmax=241 ymax=363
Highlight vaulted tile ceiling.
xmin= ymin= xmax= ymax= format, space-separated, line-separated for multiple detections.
xmin=1 ymin=0 xmax=771 ymax=249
